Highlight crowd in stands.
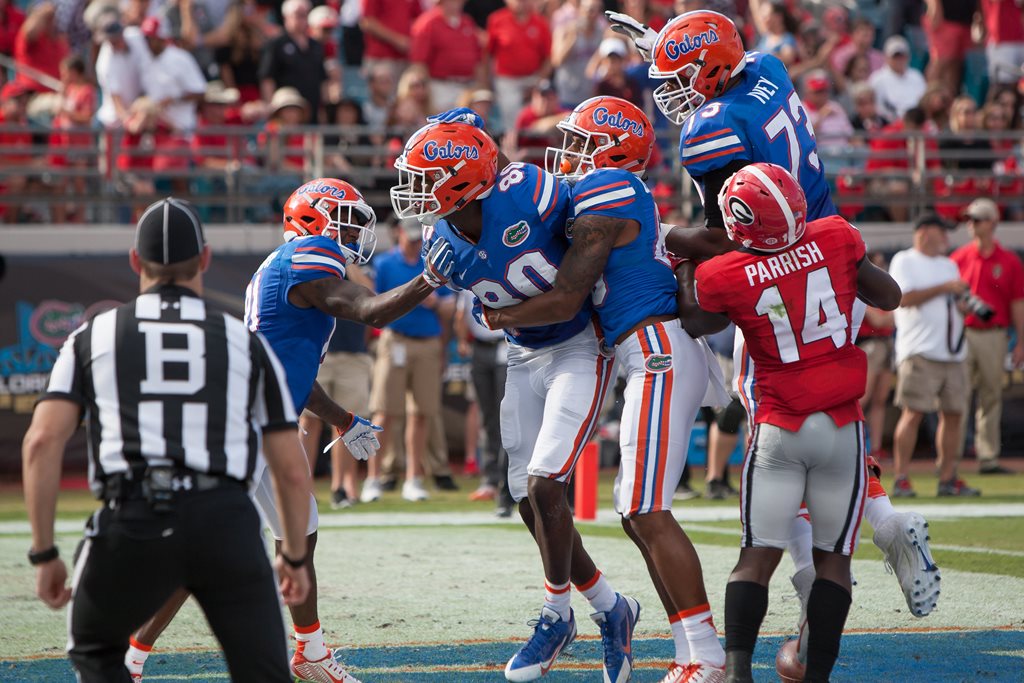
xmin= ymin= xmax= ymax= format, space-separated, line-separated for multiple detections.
xmin=0 ymin=0 xmax=1023 ymax=223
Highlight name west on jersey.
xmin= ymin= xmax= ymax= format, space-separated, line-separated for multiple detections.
xmin=743 ymin=240 xmax=824 ymax=287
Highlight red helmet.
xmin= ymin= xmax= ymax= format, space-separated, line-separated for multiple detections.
xmin=649 ymin=11 xmax=746 ymax=124
xmin=283 ymin=178 xmax=377 ymax=264
xmin=391 ymin=122 xmax=499 ymax=225
xmin=545 ymin=96 xmax=655 ymax=178
xmin=718 ymin=162 xmax=807 ymax=252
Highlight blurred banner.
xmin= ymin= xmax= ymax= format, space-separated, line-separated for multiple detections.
xmin=0 ymin=253 xmax=263 ymax=475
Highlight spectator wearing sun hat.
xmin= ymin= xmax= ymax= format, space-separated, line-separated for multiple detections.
xmin=951 ymin=198 xmax=1024 ymax=475
xmin=869 ymin=35 xmax=927 ymax=120
xmin=487 ymin=0 xmax=552 ymax=132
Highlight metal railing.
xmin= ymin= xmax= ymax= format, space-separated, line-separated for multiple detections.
xmin=1 ymin=124 xmax=1021 ymax=224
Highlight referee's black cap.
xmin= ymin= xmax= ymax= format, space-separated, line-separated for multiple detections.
xmin=135 ymin=198 xmax=206 ymax=265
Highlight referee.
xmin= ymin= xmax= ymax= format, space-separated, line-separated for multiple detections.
xmin=22 ymin=198 xmax=312 ymax=682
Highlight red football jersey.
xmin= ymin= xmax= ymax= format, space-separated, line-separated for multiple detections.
xmin=696 ymin=216 xmax=867 ymax=431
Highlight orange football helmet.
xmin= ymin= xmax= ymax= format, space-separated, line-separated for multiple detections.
xmin=649 ymin=11 xmax=746 ymax=124
xmin=283 ymin=178 xmax=377 ymax=264
xmin=545 ymin=96 xmax=655 ymax=178
xmin=718 ymin=162 xmax=807 ymax=252
xmin=391 ymin=122 xmax=499 ymax=225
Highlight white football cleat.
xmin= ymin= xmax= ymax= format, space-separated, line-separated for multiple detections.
xmin=873 ymin=511 xmax=941 ymax=617
xmin=359 ymin=478 xmax=382 ymax=503
xmin=291 ymin=647 xmax=362 ymax=683
xmin=402 ymin=478 xmax=430 ymax=502
xmin=658 ymin=662 xmax=726 ymax=682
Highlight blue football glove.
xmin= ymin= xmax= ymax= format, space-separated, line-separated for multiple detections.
xmin=422 ymin=238 xmax=456 ymax=289
xmin=471 ymin=299 xmax=500 ymax=331
xmin=325 ymin=415 xmax=383 ymax=460
xmin=427 ymin=107 xmax=485 ymax=129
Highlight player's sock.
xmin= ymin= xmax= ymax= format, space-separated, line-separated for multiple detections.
xmin=864 ymin=480 xmax=898 ymax=530
xmin=804 ymin=579 xmax=852 ymax=683
xmin=294 ymin=621 xmax=328 ymax=661
xmin=573 ymin=570 xmax=617 ymax=613
xmin=126 ymin=636 xmax=152 ymax=670
xmin=677 ymin=603 xmax=725 ymax=667
xmin=787 ymin=510 xmax=814 ymax=573
xmin=724 ymin=581 xmax=768 ymax=656
xmin=544 ymin=579 xmax=572 ymax=621
xmin=668 ymin=613 xmax=692 ymax=665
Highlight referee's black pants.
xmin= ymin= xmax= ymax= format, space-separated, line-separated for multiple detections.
xmin=67 ymin=486 xmax=291 ymax=682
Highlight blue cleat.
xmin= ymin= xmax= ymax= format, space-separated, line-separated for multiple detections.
xmin=591 ymin=594 xmax=641 ymax=683
xmin=504 ymin=606 xmax=577 ymax=682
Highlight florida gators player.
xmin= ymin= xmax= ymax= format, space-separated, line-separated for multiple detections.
xmin=679 ymin=163 xmax=903 ymax=683
xmin=124 ymin=178 xmax=456 ymax=683
xmin=392 ymin=121 xmax=639 ymax=683
xmin=485 ymin=96 xmax=727 ymax=683
xmin=609 ymin=8 xmax=942 ymax=626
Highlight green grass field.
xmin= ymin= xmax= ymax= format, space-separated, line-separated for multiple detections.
xmin=2 ymin=466 xmax=1023 ymax=681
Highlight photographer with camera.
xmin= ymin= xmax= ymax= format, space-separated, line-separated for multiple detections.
xmin=889 ymin=215 xmax=981 ymax=498
xmin=951 ymin=199 xmax=1024 ymax=475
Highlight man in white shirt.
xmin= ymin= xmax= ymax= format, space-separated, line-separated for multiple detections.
xmin=136 ymin=15 xmax=207 ymax=133
xmin=889 ymin=215 xmax=981 ymax=498
xmin=94 ymin=19 xmax=145 ymax=129
xmin=868 ymin=35 xmax=927 ymax=121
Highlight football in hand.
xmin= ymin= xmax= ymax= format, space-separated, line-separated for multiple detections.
xmin=775 ymin=638 xmax=806 ymax=682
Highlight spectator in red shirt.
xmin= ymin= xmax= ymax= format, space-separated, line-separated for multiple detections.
xmin=261 ymin=86 xmax=309 ymax=172
xmin=509 ymin=78 xmax=567 ymax=164
xmin=13 ymin=2 xmax=69 ymax=93
xmin=193 ymin=80 xmax=244 ymax=172
xmin=309 ymin=5 xmax=342 ymax=112
xmin=0 ymin=0 xmax=25 ymax=62
xmin=950 ymin=198 xmax=1024 ymax=475
xmin=924 ymin=0 xmax=979 ymax=94
xmin=360 ymin=0 xmax=421 ymax=87
xmin=865 ymin=106 xmax=939 ymax=220
xmin=487 ymin=0 xmax=552 ymax=132
xmin=410 ymin=0 xmax=485 ymax=111
xmin=591 ymin=38 xmax=640 ymax=106
xmin=982 ymin=0 xmax=1024 ymax=84
xmin=0 ymin=80 xmax=34 ymax=222
xmin=49 ymin=55 xmax=96 ymax=223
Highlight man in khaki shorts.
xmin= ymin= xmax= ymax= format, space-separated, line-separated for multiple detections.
xmin=362 ymin=220 xmax=455 ymax=503
xmin=889 ymin=215 xmax=980 ymax=498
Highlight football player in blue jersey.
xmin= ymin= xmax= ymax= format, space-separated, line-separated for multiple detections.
xmin=608 ymin=8 xmax=941 ymax=681
xmin=392 ymin=121 xmax=639 ymax=683
xmin=484 ymin=96 xmax=729 ymax=683
xmin=124 ymin=178 xmax=456 ymax=683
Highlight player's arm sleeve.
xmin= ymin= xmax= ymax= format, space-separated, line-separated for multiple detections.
xmin=678 ymin=261 xmax=731 ymax=337
xmin=251 ymin=331 xmax=299 ymax=433
xmin=286 ymin=240 xmax=348 ymax=297
xmin=694 ymin=158 xmax=752 ymax=230
xmin=35 ymin=323 xmax=88 ymax=410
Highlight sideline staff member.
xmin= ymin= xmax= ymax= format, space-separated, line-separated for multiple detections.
xmin=23 ymin=198 xmax=312 ymax=682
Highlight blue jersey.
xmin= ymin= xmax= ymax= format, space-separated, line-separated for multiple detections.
xmin=679 ymin=52 xmax=838 ymax=222
xmin=427 ymin=162 xmax=591 ymax=349
xmin=244 ymin=235 xmax=343 ymax=411
xmin=569 ymin=168 xmax=676 ymax=344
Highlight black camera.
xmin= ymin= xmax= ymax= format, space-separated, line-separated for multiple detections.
xmin=955 ymin=291 xmax=995 ymax=322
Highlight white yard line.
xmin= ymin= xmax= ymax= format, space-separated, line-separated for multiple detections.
xmin=3 ymin=502 xmax=1022 ymax=536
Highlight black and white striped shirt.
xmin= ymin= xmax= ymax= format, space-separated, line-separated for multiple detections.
xmin=39 ymin=284 xmax=298 ymax=485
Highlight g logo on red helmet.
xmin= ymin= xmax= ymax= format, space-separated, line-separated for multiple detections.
xmin=423 ymin=139 xmax=480 ymax=162
xmin=728 ymin=197 xmax=755 ymax=224
xmin=663 ymin=30 xmax=720 ymax=61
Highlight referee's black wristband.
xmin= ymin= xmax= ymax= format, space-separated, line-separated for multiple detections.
xmin=28 ymin=546 xmax=59 ymax=566
xmin=280 ymin=551 xmax=306 ymax=568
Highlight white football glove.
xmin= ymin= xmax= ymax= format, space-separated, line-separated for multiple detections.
xmin=324 ymin=415 xmax=383 ymax=460
xmin=422 ymin=237 xmax=456 ymax=289
xmin=606 ymin=11 xmax=658 ymax=61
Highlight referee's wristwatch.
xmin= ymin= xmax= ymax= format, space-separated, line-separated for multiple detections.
xmin=28 ymin=546 xmax=60 ymax=566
